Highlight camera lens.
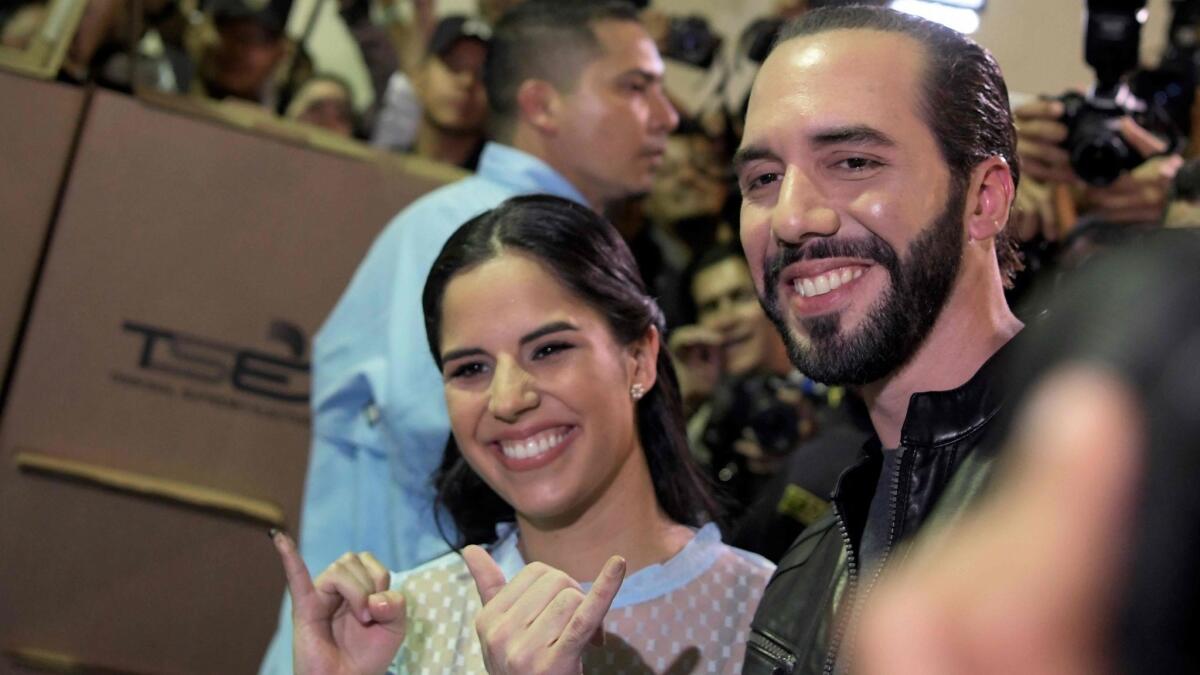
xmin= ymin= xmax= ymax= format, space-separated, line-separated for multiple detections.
xmin=1070 ymin=130 xmax=1135 ymax=186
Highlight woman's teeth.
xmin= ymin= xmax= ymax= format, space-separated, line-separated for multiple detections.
xmin=500 ymin=427 xmax=567 ymax=460
xmin=794 ymin=267 xmax=865 ymax=298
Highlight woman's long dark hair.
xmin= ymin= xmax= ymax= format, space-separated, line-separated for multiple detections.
xmin=422 ymin=195 xmax=719 ymax=547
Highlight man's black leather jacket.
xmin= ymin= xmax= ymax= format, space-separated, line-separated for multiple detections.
xmin=742 ymin=342 xmax=1014 ymax=675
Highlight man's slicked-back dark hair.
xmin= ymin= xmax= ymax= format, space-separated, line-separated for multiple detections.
xmin=774 ymin=6 xmax=1023 ymax=285
xmin=422 ymin=194 xmax=719 ymax=547
xmin=483 ymin=0 xmax=640 ymax=140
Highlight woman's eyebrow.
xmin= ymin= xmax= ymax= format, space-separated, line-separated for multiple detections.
xmin=440 ymin=322 xmax=579 ymax=364
xmin=441 ymin=346 xmax=486 ymax=364
xmin=519 ymin=321 xmax=579 ymax=346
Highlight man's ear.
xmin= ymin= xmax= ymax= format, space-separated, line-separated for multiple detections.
xmin=627 ymin=325 xmax=661 ymax=394
xmin=965 ymin=157 xmax=1016 ymax=242
xmin=516 ymin=79 xmax=561 ymax=135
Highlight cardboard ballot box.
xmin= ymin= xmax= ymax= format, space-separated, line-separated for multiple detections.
xmin=0 ymin=88 xmax=459 ymax=674
xmin=0 ymin=70 xmax=86 ymax=402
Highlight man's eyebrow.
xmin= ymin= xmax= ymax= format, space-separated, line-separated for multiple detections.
xmin=810 ymin=125 xmax=897 ymax=148
xmin=732 ymin=145 xmax=780 ymax=172
xmin=733 ymin=126 xmax=896 ymax=172
xmin=519 ymin=321 xmax=578 ymax=345
xmin=617 ymin=68 xmax=663 ymax=83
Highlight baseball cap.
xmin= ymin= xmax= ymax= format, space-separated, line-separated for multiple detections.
xmin=426 ymin=15 xmax=492 ymax=58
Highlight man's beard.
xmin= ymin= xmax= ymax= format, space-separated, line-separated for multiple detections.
xmin=761 ymin=183 xmax=967 ymax=386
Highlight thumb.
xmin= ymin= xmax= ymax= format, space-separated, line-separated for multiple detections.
xmin=271 ymin=529 xmax=317 ymax=614
xmin=462 ymin=545 xmax=507 ymax=606
xmin=367 ymin=590 xmax=408 ymax=637
xmin=1118 ymin=117 xmax=1168 ymax=158
xmin=561 ymin=555 xmax=626 ymax=651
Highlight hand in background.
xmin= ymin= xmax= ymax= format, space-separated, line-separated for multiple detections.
xmin=1013 ymin=101 xmax=1181 ymax=239
xmin=1079 ymin=118 xmax=1181 ymax=224
xmin=272 ymin=531 xmax=407 ymax=675
xmin=463 ymin=546 xmax=625 ymax=675
xmin=1014 ymin=99 xmax=1075 ymax=185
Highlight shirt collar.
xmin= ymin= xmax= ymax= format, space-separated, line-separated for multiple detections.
xmin=487 ymin=522 xmax=722 ymax=610
xmin=477 ymin=142 xmax=591 ymax=208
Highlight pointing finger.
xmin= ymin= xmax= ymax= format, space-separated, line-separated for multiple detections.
xmin=271 ymin=530 xmax=317 ymax=611
xmin=559 ymin=556 xmax=625 ymax=651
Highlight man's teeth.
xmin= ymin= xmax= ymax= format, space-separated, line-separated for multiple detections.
xmin=794 ymin=267 xmax=864 ymax=298
xmin=500 ymin=427 xmax=567 ymax=460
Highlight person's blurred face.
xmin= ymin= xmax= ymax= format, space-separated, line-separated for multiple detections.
xmin=210 ymin=18 xmax=286 ymax=100
xmin=289 ymin=79 xmax=355 ymax=136
xmin=692 ymin=257 xmax=786 ymax=376
xmin=645 ymin=133 xmax=730 ymax=226
xmin=736 ymin=30 xmax=966 ymax=385
xmin=416 ymin=39 xmax=488 ymax=135
xmin=548 ymin=19 xmax=680 ymax=209
xmin=438 ymin=253 xmax=654 ymax=529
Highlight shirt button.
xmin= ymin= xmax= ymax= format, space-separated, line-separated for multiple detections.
xmin=364 ymin=403 xmax=381 ymax=426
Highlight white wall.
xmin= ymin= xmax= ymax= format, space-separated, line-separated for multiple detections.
xmin=973 ymin=0 xmax=1171 ymax=100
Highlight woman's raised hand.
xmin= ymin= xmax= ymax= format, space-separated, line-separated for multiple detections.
xmin=272 ymin=531 xmax=408 ymax=675
xmin=463 ymin=546 xmax=626 ymax=675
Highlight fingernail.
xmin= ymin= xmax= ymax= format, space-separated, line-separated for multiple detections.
xmin=268 ymin=528 xmax=280 ymax=541
xmin=610 ymin=556 xmax=626 ymax=577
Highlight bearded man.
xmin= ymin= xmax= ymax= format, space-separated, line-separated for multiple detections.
xmin=732 ymin=6 xmax=1023 ymax=674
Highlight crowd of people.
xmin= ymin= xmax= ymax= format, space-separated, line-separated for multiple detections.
xmin=6 ymin=0 xmax=1199 ymax=673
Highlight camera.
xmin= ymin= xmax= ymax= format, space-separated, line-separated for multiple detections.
xmin=662 ymin=15 xmax=722 ymax=69
xmin=702 ymin=373 xmax=812 ymax=460
xmin=1057 ymin=91 xmax=1144 ymax=187
xmin=624 ymin=0 xmax=721 ymax=69
xmin=1056 ymin=0 xmax=1149 ymax=186
xmin=1058 ymin=0 xmax=1183 ymax=186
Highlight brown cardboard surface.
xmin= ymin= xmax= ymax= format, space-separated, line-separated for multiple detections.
xmin=0 ymin=88 xmax=455 ymax=674
xmin=0 ymin=70 xmax=86 ymax=401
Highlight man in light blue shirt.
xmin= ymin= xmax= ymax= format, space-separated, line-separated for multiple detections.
xmin=260 ymin=2 xmax=677 ymax=670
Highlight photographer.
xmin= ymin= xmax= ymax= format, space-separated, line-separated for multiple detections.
xmin=1010 ymin=0 xmax=1189 ymax=245
xmin=1011 ymin=98 xmax=1182 ymax=242
xmin=672 ymin=244 xmax=861 ymax=560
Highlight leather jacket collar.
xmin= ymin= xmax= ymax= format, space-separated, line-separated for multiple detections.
xmin=830 ymin=334 xmax=1019 ymax=558
xmin=899 ymin=342 xmax=1012 ymax=449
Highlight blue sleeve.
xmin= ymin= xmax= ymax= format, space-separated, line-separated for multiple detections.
xmin=257 ymin=593 xmax=293 ymax=675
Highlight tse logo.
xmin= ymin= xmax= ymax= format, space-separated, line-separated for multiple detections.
xmin=122 ymin=320 xmax=310 ymax=404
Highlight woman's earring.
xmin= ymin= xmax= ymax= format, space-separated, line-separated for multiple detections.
xmin=630 ymin=383 xmax=646 ymax=401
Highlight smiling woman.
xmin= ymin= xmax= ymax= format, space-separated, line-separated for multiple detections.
xmin=272 ymin=195 xmax=774 ymax=675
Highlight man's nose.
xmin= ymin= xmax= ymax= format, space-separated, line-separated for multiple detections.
xmin=650 ymin=86 xmax=680 ymax=133
xmin=771 ymin=168 xmax=840 ymax=244
xmin=487 ymin=356 xmax=538 ymax=422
